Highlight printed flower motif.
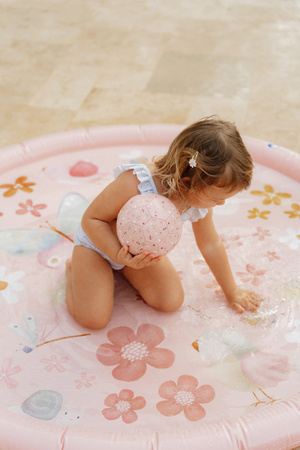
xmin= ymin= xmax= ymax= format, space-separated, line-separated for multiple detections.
xmin=193 ymin=259 xmax=211 ymax=274
xmin=102 ymin=389 xmax=146 ymax=423
xmin=205 ymin=279 xmax=222 ymax=294
xmin=221 ymin=234 xmax=243 ymax=249
xmin=97 ymin=324 xmax=175 ymax=381
xmin=241 ymin=351 xmax=290 ymax=387
xmin=252 ymin=226 xmax=271 ymax=241
xmin=264 ymin=251 xmax=280 ymax=262
xmin=279 ymin=228 xmax=300 ymax=250
xmin=236 ymin=264 xmax=266 ymax=286
xmin=0 ymin=266 xmax=25 ymax=304
xmin=41 ymin=355 xmax=69 ymax=372
xmin=284 ymin=203 xmax=300 ymax=219
xmin=250 ymin=185 xmax=291 ymax=205
xmin=16 ymin=199 xmax=47 ymax=217
xmin=0 ymin=176 xmax=35 ymax=197
xmin=0 ymin=358 xmax=21 ymax=389
xmin=156 ymin=375 xmax=215 ymax=421
xmin=75 ymin=372 xmax=96 ymax=389
xmin=248 ymin=208 xmax=271 ymax=220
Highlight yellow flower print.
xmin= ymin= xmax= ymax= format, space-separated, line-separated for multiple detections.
xmin=248 ymin=208 xmax=271 ymax=220
xmin=250 ymin=185 xmax=291 ymax=205
xmin=0 ymin=176 xmax=35 ymax=197
xmin=284 ymin=203 xmax=300 ymax=219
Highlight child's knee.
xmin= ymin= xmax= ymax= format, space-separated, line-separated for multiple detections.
xmin=76 ymin=313 xmax=111 ymax=330
xmin=159 ymin=292 xmax=184 ymax=312
xmin=67 ymin=296 xmax=113 ymax=330
xmin=146 ymin=288 xmax=184 ymax=313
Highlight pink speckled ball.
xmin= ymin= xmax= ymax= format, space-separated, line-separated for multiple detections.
xmin=116 ymin=194 xmax=182 ymax=256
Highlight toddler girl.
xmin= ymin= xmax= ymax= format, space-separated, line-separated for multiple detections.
xmin=66 ymin=117 xmax=262 ymax=329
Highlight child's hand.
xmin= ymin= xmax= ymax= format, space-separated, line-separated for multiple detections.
xmin=226 ymin=286 xmax=263 ymax=314
xmin=116 ymin=246 xmax=162 ymax=269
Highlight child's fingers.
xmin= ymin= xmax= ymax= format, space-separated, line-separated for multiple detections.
xmin=246 ymin=301 xmax=259 ymax=312
xmin=146 ymin=255 xmax=162 ymax=265
xmin=231 ymin=302 xmax=245 ymax=314
xmin=130 ymin=251 xmax=161 ymax=268
xmin=120 ymin=245 xmax=129 ymax=254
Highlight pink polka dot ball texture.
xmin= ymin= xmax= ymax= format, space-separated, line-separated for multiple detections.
xmin=116 ymin=194 xmax=182 ymax=256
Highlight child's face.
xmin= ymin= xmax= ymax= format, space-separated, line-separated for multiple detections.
xmin=186 ymin=185 xmax=241 ymax=209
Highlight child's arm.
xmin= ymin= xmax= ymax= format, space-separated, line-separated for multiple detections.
xmin=81 ymin=170 xmax=161 ymax=269
xmin=192 ymin=209 xmax=262 ymax=313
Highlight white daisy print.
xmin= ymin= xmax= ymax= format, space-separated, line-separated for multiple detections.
xmin=119 ymin=149 xmax=143 ymax=160
xmin=279 ymin=228 xmax=300 ymax=250
xmin=0 ymin=266 xmax=25 ymax=304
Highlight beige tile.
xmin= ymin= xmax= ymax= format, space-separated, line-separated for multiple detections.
xmin=185 ymin=96 xmax=248 ymax=130
xmin=0 ymin=0 xmax=299 ymax=156
xmin=146 ymin=52 xmax=255 ymax=98
xmin=0 ymin=5 xmax=82 ymax=46
xmin=65 ymin=25 xmax=164 ymax=70
xmin=70 ymin=89 xmax=194 ymax=127
xmin=30 ymin=65 xmax=100 ymax=111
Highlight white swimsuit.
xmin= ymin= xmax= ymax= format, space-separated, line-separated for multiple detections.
xmin=74 ymin=163 xmax=208 ymax=270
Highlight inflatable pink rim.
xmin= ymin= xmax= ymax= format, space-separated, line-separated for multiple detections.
xmin=0 ymin=124 xmax=300 ymax=450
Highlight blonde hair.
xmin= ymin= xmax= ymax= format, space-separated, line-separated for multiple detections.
xmin=153 ymin=116 xmax=253 ymax=198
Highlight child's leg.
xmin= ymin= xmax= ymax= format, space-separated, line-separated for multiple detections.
xmin=122 ymin=256 xmax=184 ymax=312
xmin=66 ymin=245 xmax=114 ymax=329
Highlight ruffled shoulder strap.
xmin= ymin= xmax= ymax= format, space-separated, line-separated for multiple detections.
xmin=113 ymin=163 xmax=158 ymax=195
xmin=182 ymin=207 xmax=208 ymax=222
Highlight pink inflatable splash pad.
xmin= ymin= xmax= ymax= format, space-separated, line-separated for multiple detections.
xmin=0 ymin=124 xmax=299 ymax=449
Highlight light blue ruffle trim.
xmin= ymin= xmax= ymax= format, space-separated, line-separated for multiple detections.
xmin=113 ymin=164 xmax=158 ymax=195
xmin=182 ymin=207 xmax=208 ymax=222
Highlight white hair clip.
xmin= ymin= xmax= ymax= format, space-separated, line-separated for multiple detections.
xmin=189 ymin=155 xmax=197 ymax=168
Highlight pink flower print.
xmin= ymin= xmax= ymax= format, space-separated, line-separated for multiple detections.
xmin=205 ymin=279 xmax=222 ymax=294
xmin=75 ymin=372 xmax=96 ymax=389
xmin=264 ymin=251 xmax=280 ymax=262
xmin=41 ymin=355 xmax=69 ymax=372
xmin=193 ymin=259 xmax=211 ymax=274
xmin=221 ymin=234 xmax=243 ymax=249
xmin=0 ymin=358 xmax=21 ymax=389
xmin=157 ymin=375 xmax=215 ymax=421
xmin=16 ymin=199 xmax=47 ymax=217
xmin=97 ymin=324 xmax=175 ymax=381
xmin=236 ymin=264 xmax=266 ymax=286
xmin=252 ymin=226 xmax=271 ymax=241
xmin=241 ymin=352 xmax=290 ymax=387
xmin=102 ymin=389 xmax=146 ymax=423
